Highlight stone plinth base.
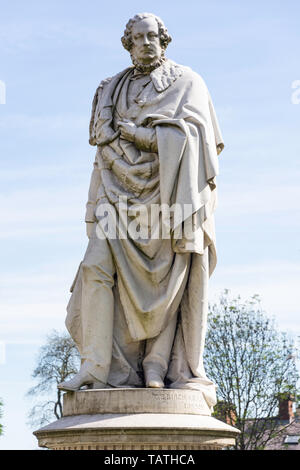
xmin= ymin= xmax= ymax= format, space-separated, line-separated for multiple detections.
xmin=34 ymin=389 xmax=240 ymax=450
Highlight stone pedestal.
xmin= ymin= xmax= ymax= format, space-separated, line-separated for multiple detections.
xmin=34 ymin=389 xmax=240 ymax=450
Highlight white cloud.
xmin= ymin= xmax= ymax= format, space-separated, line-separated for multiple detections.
xmin=0 ymin=163 xmax=87 ymax=182
xmin=1 ymin=161 xmax=299 ymax=242
xmin=0 ymin=113 xmax=88 ymax=136
xmin=0 ymin=20 xmax=120 ymax=53
xmin=0 ymin=225 xmax=83 ymax=240
xmin=216 ymin=176 xmax=300 ymax=223
xmin=173 ymin=16 xmax=292 ymax=50
xmin=0 ymin=181 xmax=88 ymax=239
xmin=0 ymin=302 xmax=67 ymax=343
xmin=210 ymin=261 xmax=300 ymax=336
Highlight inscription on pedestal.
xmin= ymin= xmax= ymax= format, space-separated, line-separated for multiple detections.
xmin=150 ymin=390 xmax=206 ymax=413
xmin=63 ymin=389 xmax=211 ymax=417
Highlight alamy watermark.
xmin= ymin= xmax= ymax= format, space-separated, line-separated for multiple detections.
xmin=291 ymin=80 xmax=300 ymax=104
xmin=95 ymin=197 xmax=199 ymax=241
xmin=0 ymin=80 xmax=6 ymax=104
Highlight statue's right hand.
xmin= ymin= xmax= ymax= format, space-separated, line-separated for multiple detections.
xmin=109 ymin=138 xmax=123 ymax=156
xmin=86 ymin=222 xmax=94 ymax=239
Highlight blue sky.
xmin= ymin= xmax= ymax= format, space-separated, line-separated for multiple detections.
xmin=0 ymin=0 xmax=299 ymax=449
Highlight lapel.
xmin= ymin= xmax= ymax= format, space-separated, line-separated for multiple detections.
xmin=101 ymin=59 xmax=183 ymax=108
xmin=150 ymin=59 xmax=183 ymax=92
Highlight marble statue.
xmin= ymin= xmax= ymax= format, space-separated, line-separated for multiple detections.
xmin=58 ymin=12 xmax=224 ymax=412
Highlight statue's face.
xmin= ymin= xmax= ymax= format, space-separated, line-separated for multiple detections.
xmin=131 ymin=17 xmax=162 ymax=64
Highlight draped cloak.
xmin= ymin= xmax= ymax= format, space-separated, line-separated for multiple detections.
xmin=66 ymin=59 xmax=224 ymax=408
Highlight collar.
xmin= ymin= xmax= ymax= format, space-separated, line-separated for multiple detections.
xmin=97 ymin=59 xmax=184 ymax=110
xmin=130 ymin=59 xmax=183 ymax=92
xmin=130 ymin=68 xmax=152 ymax=81
xmin=149 ymin=59 xmax=183 ymax=92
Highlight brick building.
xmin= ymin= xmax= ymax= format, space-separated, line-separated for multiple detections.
xmin=265 ymin=398 xmax=300 ymax=450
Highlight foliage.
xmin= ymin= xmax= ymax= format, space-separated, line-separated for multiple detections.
xmin=204 ymin=290 xmax=299 ymax=450
xmin=27 ymin=330 xmax=80 ymax=427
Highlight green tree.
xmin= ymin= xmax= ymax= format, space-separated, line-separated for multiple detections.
xmin=204 ymin=290 xmax=299 ymax=450
xmin=27 ymin=330 xmax=80 ymax=427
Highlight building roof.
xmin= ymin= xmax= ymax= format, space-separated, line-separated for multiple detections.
xmin=265 ymin=419 xmax=300 ymax=450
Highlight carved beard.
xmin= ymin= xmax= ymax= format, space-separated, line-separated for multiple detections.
xmin=130 ymin=52 xmax=166 ymax=74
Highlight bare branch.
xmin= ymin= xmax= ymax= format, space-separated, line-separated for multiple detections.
xmin=204 ymin=291 xmax=299 ymax=450
xmin=26 ymin=330 xmax=80 ymax=428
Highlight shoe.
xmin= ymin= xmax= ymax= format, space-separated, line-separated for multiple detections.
xmin=57 ymin=363 xmax=106 ymax=392
xmin=145 ymin=368 xmax=164 ymax=388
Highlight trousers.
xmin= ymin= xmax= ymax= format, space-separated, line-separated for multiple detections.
xmin=71 ymin=225 xmax=179 ymax=385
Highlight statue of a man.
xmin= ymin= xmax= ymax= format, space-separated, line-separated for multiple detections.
xmin=58 ymin=13 xmax=224 ymax=411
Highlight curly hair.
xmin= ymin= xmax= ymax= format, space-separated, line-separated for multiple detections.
xmin=121 ymin=13 xmax=172 ymax=52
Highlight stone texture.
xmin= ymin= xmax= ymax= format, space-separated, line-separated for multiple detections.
xmin=63 ymin=388 xmax=211 ymax=417
xmin=34 ymin=389 xmax=240 ymax=450
xmin=33 ymin=13 xmax=239 ymax=452
xmin=34 ymin=413 xmax=238 ymax=450
xmin=59 ymin=13 xmax=224 ymax=403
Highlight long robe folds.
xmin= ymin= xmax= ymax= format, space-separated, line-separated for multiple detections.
xmin=66 ymin=59 xmax=224 ymax=410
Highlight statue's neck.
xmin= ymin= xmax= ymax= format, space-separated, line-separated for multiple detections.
xmin=131 ymin=55 xmax=166 ymax=74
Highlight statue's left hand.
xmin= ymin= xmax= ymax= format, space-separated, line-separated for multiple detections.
xmin=117 ymin=120 xmax=137 ymax=143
